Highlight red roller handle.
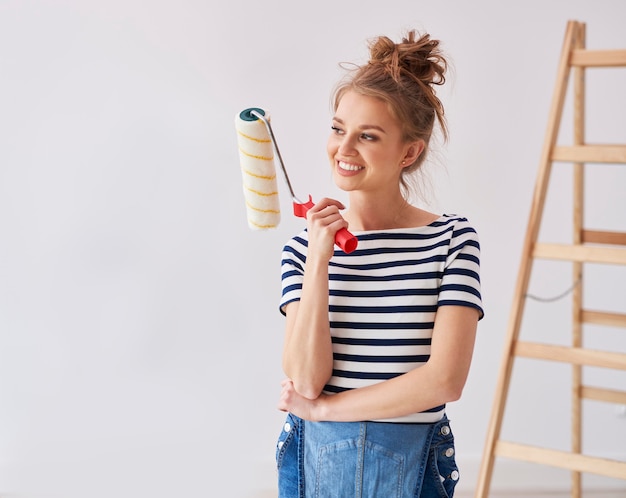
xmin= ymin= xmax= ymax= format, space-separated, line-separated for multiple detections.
xmin=293 ymin=195 xmax=358 ymax=254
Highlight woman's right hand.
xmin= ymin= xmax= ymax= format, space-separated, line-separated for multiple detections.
xmin=278 ymin=378 xmax=326 ymax=421
xmin=305 ymin=197 xmax=349 ymax=260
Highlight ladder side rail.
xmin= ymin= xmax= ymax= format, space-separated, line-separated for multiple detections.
xmin=571 ymin=22 xmax=586 ymax=497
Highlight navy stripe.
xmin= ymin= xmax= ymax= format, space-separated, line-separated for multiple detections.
xmin=445 ymin=267 xmax=480 ymax=280
xmin=281 ymin=269 xmax=302 ymax=279
xmin=440 ymin=283 xmax=481 ymax=298
xmin=282 ymin=283 xmax=302 ymax=295
xmin=449 ymin=239 xmax=480 ymax=256
xmin=452 ymin=226 xmax=477 ymax=238
xmin=334 ymin=353 xmax=430 ymax=363
xmin=346 ymin=238 xmax=452 ymax=258
xmin=332 ymin=337 xmax=431 ymax=346
xmin=329 ymin=254 xmax=447 ymax=271
xmin=282 ymin=245 xmax=306 ymax=262
xmin=423 ymin=404 xmax=446 ymax=413
xmin=281 ymin=261 xmax=304 ymax=274
xmin=330 ymin=288 xmax=439 ymax=298
xmin=332 ymin=370 xmax=400 ymax=380
xmin=330 ymin=271 xmax=443 ymax=282
xmin=431 ymin=217 xmax=463 ymax=228
xmin=356 ymin=225 xmax=454 ymax=242
xmin=329 ymin=305 xmax=438 ymax=314
xmin=439 ymin=301 xmax=483 ymax=313
xmin=330 ymin=321 xmax=434 ymax=330
xmin=457 ymin=252 xmax=480 ymax=265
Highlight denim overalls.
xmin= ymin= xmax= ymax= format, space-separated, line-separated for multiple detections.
xmin=276 ymin=413 xmax=460 ymax=497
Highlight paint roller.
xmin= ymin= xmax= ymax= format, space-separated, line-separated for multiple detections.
xmin=234 ymin=107 xmax=281 ymax=230
xmin=235 ymin=107 xmax=358 ymax=254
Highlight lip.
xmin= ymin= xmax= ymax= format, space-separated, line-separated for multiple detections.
xmin=336 ymin=160 xmax=365 ymax=176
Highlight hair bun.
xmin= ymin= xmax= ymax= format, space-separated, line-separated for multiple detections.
xmin=368 ymin=30 xmax=446 ymax=87
xmin=369 ymin=36 xmax=398 ymax=64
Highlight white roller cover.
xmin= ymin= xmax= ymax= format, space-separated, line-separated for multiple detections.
xmin=235 ymin=108 xmax=281 ymax=230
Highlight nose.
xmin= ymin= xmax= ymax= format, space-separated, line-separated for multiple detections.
xmin=337 ymin=135 xmax=357 ymax=156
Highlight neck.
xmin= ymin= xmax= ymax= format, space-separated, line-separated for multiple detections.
xmin=344 ymin=192 xmax=411 ymax=231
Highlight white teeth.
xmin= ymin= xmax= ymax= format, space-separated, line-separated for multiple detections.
xmin=338 ymin=161 xmax=364 ymax=171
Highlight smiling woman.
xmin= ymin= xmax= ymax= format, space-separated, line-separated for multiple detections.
xmin=275 ymin=29 xmax=484 ymax=498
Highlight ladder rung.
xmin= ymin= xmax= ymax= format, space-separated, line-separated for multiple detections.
xmin=582 ymin=230 xmax=626 ymax=246
xmin=495 ymin=441 xmax=626 ymax=479
xmin=570 ymin=48 xmax=626 ymax=67
xmin=582 ymin=310 xmax=626 ymax=328
xmin=533 ymin=243 xmax=626 ymax=264
xmin=551 ymin=145 xmax=626 ymax=163
xmin=581 ymin=386 xmax=626 ymax=404
xmin=514 ymin=341 xmax=626 ymax=370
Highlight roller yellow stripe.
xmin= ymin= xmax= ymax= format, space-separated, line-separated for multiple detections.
xmin=235 ymin=108 xmax=281 ymax=230
xmin=245 ymin=199 xmax=280 ymax=214
xmin=242 ymin=168 xmax=277 ymax=182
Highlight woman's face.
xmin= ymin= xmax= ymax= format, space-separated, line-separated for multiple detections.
xmin=327 ymin=90 xmax=418 ymax=196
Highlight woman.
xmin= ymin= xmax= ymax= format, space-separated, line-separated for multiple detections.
xmin=276 ymin=29 xmax=484 ymax=497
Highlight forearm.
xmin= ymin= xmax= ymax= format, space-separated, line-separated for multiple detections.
xmin=313 ymin=363 xmax=461 ymax=422
xmin=282 ymin=257 xmax=334 ymax=398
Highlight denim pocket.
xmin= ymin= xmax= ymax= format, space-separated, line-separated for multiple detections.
xmin=314 ymin=439 xmax=405 ymax=498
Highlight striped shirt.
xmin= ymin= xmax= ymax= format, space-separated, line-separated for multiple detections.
xmin=279 ymin=214 xmax=484 ymax=423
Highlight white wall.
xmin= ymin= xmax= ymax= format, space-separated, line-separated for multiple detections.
xmin=1 ymin=1 xmax=625 ymax=497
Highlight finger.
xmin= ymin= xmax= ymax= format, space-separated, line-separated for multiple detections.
xmin=308 ymin=207 xmax=347 ymax=229
xmin=320 ymin=197 xmax=346 ymax=210
xmin=309 ymin=198 xmax=346 ymax=214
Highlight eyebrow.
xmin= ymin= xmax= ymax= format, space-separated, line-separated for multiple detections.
xmin=332 ymin=117 xmax=387 ymax=134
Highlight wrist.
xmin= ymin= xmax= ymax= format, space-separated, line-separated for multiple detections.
xmin=313 ymin=393 xmax=331 ymax=422
xmin=305 ymin=255 xmax=331 ymax=273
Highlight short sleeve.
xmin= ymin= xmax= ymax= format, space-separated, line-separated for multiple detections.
xmin=278 ymin=233 xmax=308 ymax=316
xmin=437 ymin=219 xmax=484 ymax=319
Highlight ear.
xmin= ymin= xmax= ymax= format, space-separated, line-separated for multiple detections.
xmin=401 ymin=140 xmax=425 ymax=167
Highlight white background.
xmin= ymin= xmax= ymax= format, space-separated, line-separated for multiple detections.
xmin=1 ymin=1 xmax=625 ymax=496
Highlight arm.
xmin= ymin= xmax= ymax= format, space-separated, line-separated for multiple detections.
xmin=279 ymin=305 xmax=479 ymax=421
xmin=281 ymin=198 xmax=349 ymax=399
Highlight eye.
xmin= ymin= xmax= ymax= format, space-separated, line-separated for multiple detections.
xmin=360 ymin=132 xmax=377 ymax=141
xmin=331 ymin=125 xmax=344 ymax=135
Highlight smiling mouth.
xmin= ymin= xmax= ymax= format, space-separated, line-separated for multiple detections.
xmin=338 ymin=161 xmax=364 ymax=172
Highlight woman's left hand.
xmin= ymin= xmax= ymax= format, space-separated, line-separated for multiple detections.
xmin=278 ymin=378 xmax=323 ymax=421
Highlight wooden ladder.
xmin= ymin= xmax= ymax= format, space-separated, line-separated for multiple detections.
xmin=474 ymin=20 xmax=626 ymax=498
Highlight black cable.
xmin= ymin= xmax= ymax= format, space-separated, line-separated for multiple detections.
xmin=525 ymin=278 xmax=582 ymax=303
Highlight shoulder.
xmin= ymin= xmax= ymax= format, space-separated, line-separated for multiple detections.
xmin=436 ymin=214 xmax=479 ymax=237
xmin=432 ymin=215 xmax=481 ymax=257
